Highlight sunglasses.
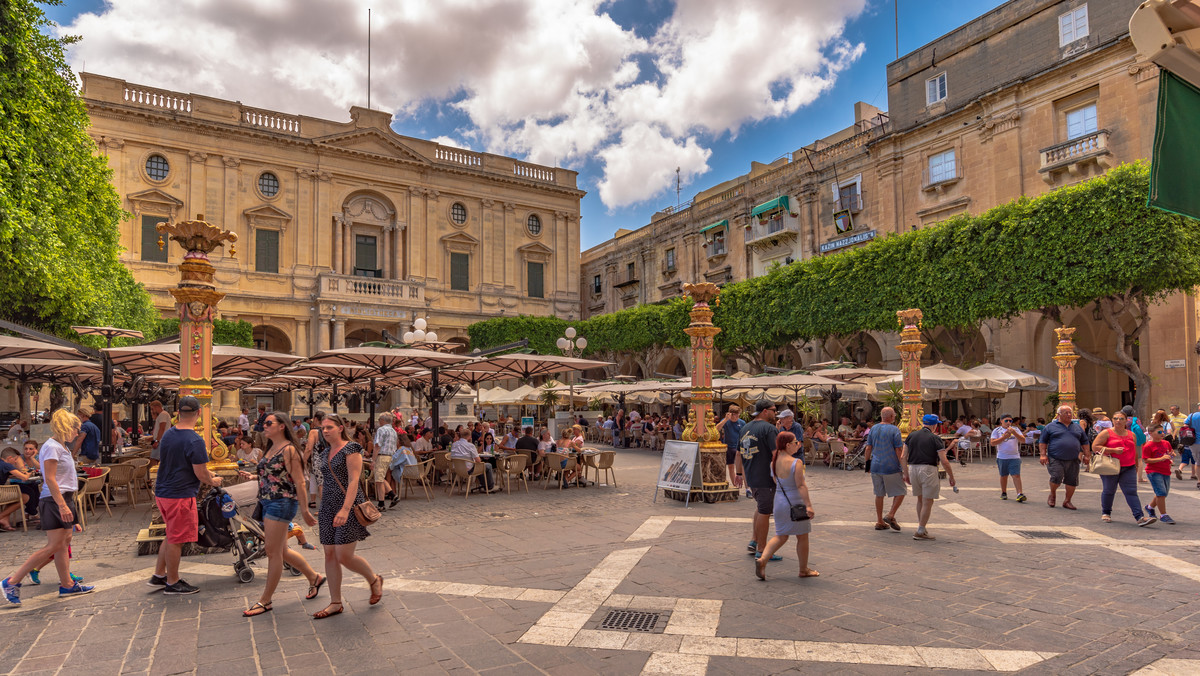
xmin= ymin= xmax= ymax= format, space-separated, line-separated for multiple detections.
xmin=263 ymin=420 xmax=277 ymax=427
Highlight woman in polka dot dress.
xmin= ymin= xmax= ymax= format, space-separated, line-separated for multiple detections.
xmin=312 ymin=414 xmax=383 ymax=619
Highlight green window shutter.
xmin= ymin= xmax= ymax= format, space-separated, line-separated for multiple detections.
xmin=450 ymin=252 xmax=469 ymax=291
xmin=528 ymin=262 xmax=544 ymax=299
xmin=255 ymin=229 xmax=279 ymax=273
xmin=140 ymin=215 xmax=168 ymax=263
xmin=355 ymin=235 xmax=377 ymax=276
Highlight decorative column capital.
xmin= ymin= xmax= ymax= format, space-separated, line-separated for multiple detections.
xmin=189 ymin=151 xmax=208 ymax=163
xmin=221 ymin=156 xmax=241 ymax=168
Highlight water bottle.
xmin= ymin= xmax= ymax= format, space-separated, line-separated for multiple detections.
xmin=952 ymin=486 xmax=959 ymax=494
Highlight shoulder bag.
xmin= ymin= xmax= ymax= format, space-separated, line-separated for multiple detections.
xmin=1087 ymin=448 xmax=1120 ymax=476
xmin=327 ymin=444 xmax=381 ymax=526
xmin=771 ymin=457 xmax=810 ymax=521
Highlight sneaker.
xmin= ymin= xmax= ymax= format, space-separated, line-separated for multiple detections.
xmin=389 ymin=496 xmax=400 ymax=509
xmin=1137 ymin=516 xmax=1157 ymax=527
xmin=913 ymin=532 xmax=936 ymax=541
xmin=1 ymin=577 xmax=20 ymax=605
xmin=162 ymin=579 xmax=200 ymax=595
xmin=1016 ymin=494 xmax=1027 ymax=503
xmin=28 ymin=569 xmax=40 ymax=586
xmin=58 ymin=583 xmax=96 ymax=598
xmin=302 ymin=543 xmax=317 ymax=550
xmin=70 ymin=573 xmax=83 ymax=584
xmin=755 ymin=552 xmax=783 ymax=561
xmin=747 ymin=540 xmax=758 ymax=553
xmin=1001 ymin=493 xmax=1008 ymax=500
xmin=1176 ymin=469 xmax=1184 ymax=480
xmin=147 ymin=574 xmax=168 ymax=588
xmin=1144 ymin=504 xmax=1157 ymax=518
xmin=1159 ymin=515 xmax=1176 ymax=524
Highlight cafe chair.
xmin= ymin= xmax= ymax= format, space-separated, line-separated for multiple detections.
xmin=827 ymin=439 xmax=848 ymax=469
xmin=125 ymin=458 xmax=151 ymax=501
xmin=432 ymin=451 xmax=453 ymax=490
xmin=105 ymin=462 xmax=138 ymax=506
xmin=400 ymin=459 xmax=434 ymax=502
xmin=591 ymin=450 xmax=617 ymax=487
xmin=77 ymin=467 xmax=111 ymax=525
xmin=0 ymin=485 xmax=26 ymax=532
xmin=449 ymin=458 xmax=486 ymax=498
xmin=542 ymin=452 xmax=575 ymax=490
xmin=499 ymin=454 xmax=529 ymax=494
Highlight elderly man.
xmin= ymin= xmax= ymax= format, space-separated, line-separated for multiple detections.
xmin=864 ymin=407 xmax=906 ymax=531
xmin=1039 ymin=405 xmax=1088 ymax=509
xmin=906 ymin=414 xmax=957 ymax=540
xmin=450 ymin=429 xmax=496 ymax=493
xmin=372 ymin=413 xmax=398 ymax=511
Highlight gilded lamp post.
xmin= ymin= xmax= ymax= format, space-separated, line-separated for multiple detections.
xmin=1053 ymin=327 xmax=1079 ymax=411
xmin=681 ymin=282 xmax=738 ymax=503
xmin=157 ymin=215 xmax=238 ymax=471
xmin=895 ymin=309 xmax=927 ymax=437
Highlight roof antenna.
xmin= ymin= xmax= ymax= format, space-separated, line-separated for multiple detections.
xmin=675 ymin=166 xmax=681 ymax=207
xmin=367 ymin=8 xmax=372 ymax=108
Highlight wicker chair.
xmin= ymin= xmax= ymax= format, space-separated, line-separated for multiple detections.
xmin=432 ymin=451 xmax=453 ymax=490
xmin=542 ymin=452 xmax=575 ymax=490
xmin=400 ymin=459 xmax=433 ymax=502
xmin=0 ymin=485 xmax=27 ymax=532
xmin=105 ymin=462 xmax=138 ymax=506
xmin=499 ymin=454 xmax=529 ymax=494
xmin=125 ymin=458 xmax=151 ymax=500
xmin=77 ymin=467 xmax=110 ymax=525
xmin=449 ymin=458 xmax=487 ymax=498
xmin=592 ymin=450 xmax=617 ymax=487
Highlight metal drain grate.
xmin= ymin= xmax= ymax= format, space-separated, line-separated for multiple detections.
xmin=1013 ymin=530 xmax=1077 ymax=540
xmin=600 ymin=610 xmax=661 ymax=632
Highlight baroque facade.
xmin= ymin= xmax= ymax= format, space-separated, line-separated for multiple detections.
xmin=581 ymin=0 xmax=1193 ymax=415
xmin=77 ymin=73 xmax=583 ymax=413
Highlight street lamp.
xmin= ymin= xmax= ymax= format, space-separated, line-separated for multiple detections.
xmin=556 ymin=327 xmax=588 ymax=427
xmin=403 ymin=317 xmax=449 ymax=433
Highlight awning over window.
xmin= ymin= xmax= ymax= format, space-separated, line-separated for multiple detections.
xmin=1149 ymin=69 xmax=1200 ymax=220
xmin=751 ymin=195 xmax=789 ymax=217
xmin=699 ymin=219 xmax=728 ymax=234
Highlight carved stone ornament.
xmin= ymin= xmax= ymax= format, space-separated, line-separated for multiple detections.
xmin=189 ymin=151 xmax=208 ymax=163
xmin=221 ymin=156 xmax=241 ymax=168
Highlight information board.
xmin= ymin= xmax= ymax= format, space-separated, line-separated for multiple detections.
xmin=657 ymin=440 xmax=701 ymax=492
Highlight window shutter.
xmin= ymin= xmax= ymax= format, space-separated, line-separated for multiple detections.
xmin=450 ymin=252 xmax=469 ymax=291
xmin=141 ymin=215 xmax=168 ymax=263
xmin=255 ymin=229 xmax=279 ymax=273
xmin=528 ymin=262 xmax=544 ymax=299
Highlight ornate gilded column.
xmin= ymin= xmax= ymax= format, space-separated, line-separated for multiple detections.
xmin=681 ymin=282 xmax=738 ymax=503
xmin=1053 ymin=327 xmax=1079 ymax=411
xmin=157 ymin=214 xmax=237 ymax=472
xmin=895 ymin=309 xmax=927 ymax=438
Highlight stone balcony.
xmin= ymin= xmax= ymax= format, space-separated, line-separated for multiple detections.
xmin=317 ymin=272 xmax=424 ymax=304
xmin=744 ymin=214 xmax=801 ymax=249
xmin=1039 ymin=130 xmax=1112 ymax=183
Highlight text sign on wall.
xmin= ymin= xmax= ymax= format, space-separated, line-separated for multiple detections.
xmin=819 ymin=229 xmax=876 ymax=253
xmin=1165 ymin=359 xmax=1186 ymax=369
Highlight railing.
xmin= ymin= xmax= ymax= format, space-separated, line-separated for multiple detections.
xmin=124 ymin=85 xmax=191 ymax=113
xmin=744 ymin=213 xmax=800 ymax=245
xmin=835 ymin=193 xmax=863 ymax=212
xmin=318 ymin=273 xmax=424 ymax=302
xmin=809 ymin=125 xmax=883 ymax=165
xmin=434 ymin=146 xmax=483 ymax=168
xmin=1039 ymin=130 xmax=1110 ymax=171
xmin=241 ymin=106 xmax=301 ymax=134
xmin=513 ymin=161 xmax=556 ymax=182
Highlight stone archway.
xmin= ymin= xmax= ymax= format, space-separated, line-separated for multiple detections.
xmin=336 ymin=191 xmax=401 ymax=279
xmin=658 ymin=353 xmax=688 ymax=378
xmin=252 ymin=325 xmax=292 ymax=354
xmin=345 ymin=327 xmax=383 ymax=347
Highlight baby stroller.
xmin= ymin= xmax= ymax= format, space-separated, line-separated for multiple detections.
xmin=197 ymin=482 xmax=302 ymax=583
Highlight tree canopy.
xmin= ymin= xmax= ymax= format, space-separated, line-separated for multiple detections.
xmin=0 ymin=0 xmax=159 ymax=339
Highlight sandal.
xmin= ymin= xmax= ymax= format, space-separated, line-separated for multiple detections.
xmin=369 ymin=574 xmax=384 ymax=605
xmin=313 ymin=602 xmax=343 ymax=619
xmin=754 ymin=557 xmax=766 ymax=581
xmin=1100 ymin=514 xmax=1112 ymax=523
xmin=242 ymin=601 xmax=272 ymax=617
xmin=306 ymin=574 xmax=326 ymax=600
xmin=799 ymin=568 xmax=821 ymax=578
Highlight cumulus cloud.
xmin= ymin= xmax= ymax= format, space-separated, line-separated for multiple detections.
xmin=61 ymin=0 xmax=866 ymax=209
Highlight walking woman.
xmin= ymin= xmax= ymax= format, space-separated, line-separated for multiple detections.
xmin=755 ymin=431 xmax=818 ymax=581
xmin=1093 ymin=411 xmax=1155 ymax=526
xmin=304 ymin=411 xmax=325 ymax=509
xmin=239 ymin=411 xmax=323 ymax=617
xmin=2 ymin=410 xmax=94 ymax=605
xmin=312 ymin=414 xmax=382 ymax=618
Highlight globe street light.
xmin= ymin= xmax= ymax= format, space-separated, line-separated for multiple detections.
xmin=558 ymin=329 xmax=587 ymax=427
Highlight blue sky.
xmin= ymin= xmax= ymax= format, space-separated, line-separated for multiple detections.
xmin=47 ymin=0 xmax=1006 ymax=249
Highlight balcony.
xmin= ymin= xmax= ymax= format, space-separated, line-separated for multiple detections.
xmin=744 ymin=213 xmax=800 ymax=250
xmin=1039 ymin=130 xmax=1112 ymax=183
xmin=317 ymin=272 xmax=424 ymax=304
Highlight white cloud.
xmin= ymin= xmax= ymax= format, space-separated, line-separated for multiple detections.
xmin=61 ymin=0 xmax=866 ymax=209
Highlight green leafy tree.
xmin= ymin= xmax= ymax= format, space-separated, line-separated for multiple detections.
xmin=0 ymin=0 xmax=159 ymax=338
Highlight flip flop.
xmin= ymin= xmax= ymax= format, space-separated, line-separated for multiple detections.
xmin=754 ymin=558 xmax=766 ymax=581
xmin=369 ymin=574 xmax=384 ymax=605
xmin=242 ymin=601 xmax=272 ymax=617
xmin=1047 ymin=496 xmax=1055 ymax=508
xmin=306 ymin=574 xmax=326 ymax=600
xmin=799 ymin=569 xmax=821 ymax=578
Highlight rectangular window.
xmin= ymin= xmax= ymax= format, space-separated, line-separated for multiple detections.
xmin=140 ymin=215 xmax=168 ymax=263
xmin=838 ymin=183 xmax=861 ymax=211
xmin=710 ymin=231 xmax=726 ymax=256
xmin=355 ymin=234 xmax=378 ymax=277
xmin=1059 ymin=5 xmax=1089 ymax=46
xmin=627 ymin=262 xmax=635 ymax=281
xmin=592 ymin=275 xmax=601 ymax=294
xmin=528 ymin=262 xmax=544 ymax=299
xmin=255 ymin=229 xmax=279 ymax=273
xmin=665 ymin=248 xmax=676 ymax=271
xmin=450 ymin=252 xmax=469 ymax=291
xmin=926 ymin=72 xmax=947 ymax=105
xmin=927 ymin=149 xmax=957 ymax=184
xmin=1065 ymin=103 xmax=1098 ymax=139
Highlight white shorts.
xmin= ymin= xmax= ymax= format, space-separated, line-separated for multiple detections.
xmin=909 ymin=464 xmax=941 ymax=499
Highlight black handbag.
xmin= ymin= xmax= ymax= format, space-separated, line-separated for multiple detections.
xmin=772 ymin=458 xmax=810 ymax=521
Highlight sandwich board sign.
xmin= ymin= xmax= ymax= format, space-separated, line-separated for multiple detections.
xmin=655 ymin=440 xmax=701 ymax=506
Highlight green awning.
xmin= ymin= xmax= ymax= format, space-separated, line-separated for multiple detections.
xmin=751 ymin=195 xmax=789 ymax=217
xmin=1149 ymin=69 xmax=1200 ymax=220
xmin=699 ymin=219 xmax=728 ymax=234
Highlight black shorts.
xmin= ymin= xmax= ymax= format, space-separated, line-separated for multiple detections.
xmin=1047 ymin=458 xmax=1080 ymax=487
xmin=38 ymin=493 xmax=76 ymax=531
xmin=750 ymin=486 xmax=776 ymax=515
xmin=725 ymin=447 xmax=738 ymax=465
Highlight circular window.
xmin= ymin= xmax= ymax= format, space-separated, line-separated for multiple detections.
xmin=526 ymin=214 xmax=542 ymax=236
xmin=258 ymin=172 xmax=280 ymax=198
xmin=450 ymin=202 xmax=467 ymax=225
xmin=145 ymin=154 xmax=170 ymax=182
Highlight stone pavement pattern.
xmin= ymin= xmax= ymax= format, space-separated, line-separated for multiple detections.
xmin=2 ymin=446 xmax=1200 ymax=675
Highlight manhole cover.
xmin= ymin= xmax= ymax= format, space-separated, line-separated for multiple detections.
xmin=1129 ymin=629 xmax=1165 ymax=642
xmin=600 ymin=610 xmax=661 ymax=633
xmin=1013 ymin=530 xmax=1077 ymax=540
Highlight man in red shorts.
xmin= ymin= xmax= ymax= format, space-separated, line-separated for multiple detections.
xmin=151 ymin=397 xmax=222 ymax=595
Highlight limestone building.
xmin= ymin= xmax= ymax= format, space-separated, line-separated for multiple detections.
xmin=78 ymin=74 xmax=582 ymax=411
xmin=581 ymin=0 xmax=1192 ymax=415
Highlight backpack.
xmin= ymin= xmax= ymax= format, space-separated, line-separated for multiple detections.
xmin=1179 ymin=414 xmax=1197 ymax=447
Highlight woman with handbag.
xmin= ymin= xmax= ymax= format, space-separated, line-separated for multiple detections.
xmin=1092 ymin=411 xmax=1155 ymax=526
xmin=238 ymin=411 xmax=323 ymax=617
xmin=755 ymin=431 xmax=818 ymax=581
xmin=312 ymin=414 xmax=383 ymax=619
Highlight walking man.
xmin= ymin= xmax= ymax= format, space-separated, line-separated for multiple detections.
xmin=990 ymin=414 xmax=1027 ymax=502
xmin=735 ymin=400 xmax=779 ymax=561
xmin=150 ymin=396 xmax=223 ymax=595
xmin=716 ymin=405 xmax=744 ymax=489
xmin=864 ymin=407 xmax=906 ymax=531
xmin=906 ymin=414 xmax=957 ymax=540
xmin=1039 ymin=405 xmax=1087 ymax=510
xmin=373 ymin=413 xmax=398 ymax=510
xmin=1182 ymin=403 xmax=1200 ymax=486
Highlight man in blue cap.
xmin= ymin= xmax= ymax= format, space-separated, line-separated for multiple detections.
xmin=907 ymin=413 xmax=957 ymax=540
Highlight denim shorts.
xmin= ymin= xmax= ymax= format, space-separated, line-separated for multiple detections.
xmin=1147 ymin=473 xmax=1170 ymax=497
xmin=996 ymin=458 xmax=1021 ymax=477
xmin=260 ymin=498 xmax=299 ymax=523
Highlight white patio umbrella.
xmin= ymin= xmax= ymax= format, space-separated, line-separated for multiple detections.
xmin=875 ymin=363 xmax=1008 ymax=414
xmin=966 ymin=363 xmax=1055 ymax=419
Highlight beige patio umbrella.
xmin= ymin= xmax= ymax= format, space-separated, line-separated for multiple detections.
xmin=966 ymin=363 xmax=1054 ymax=419
xmin=875 ymin=363 xmax=1008 ymax=415
xmin=105 ymin=343 xmax=304 ymax=378
xmin=0 ymin=336 xmax=89 ymax=361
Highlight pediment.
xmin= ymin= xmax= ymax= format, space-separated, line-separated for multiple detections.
xmin=516 ymin=241 xmax=554 ymax=257
xmin=314 ymin=129 xmax=430 ymax=165
xmin=128 ymin=188 xmax=184 ymax=216
xmin=440 ymin=231 xmax=480 ymax=246
xmin=244 ymin=204 xmax=293 ymax=233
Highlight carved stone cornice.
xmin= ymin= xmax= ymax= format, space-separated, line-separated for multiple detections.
xmin=503 ymin=202 xmax=517 ymax=212
xmin=481 ymin=198 xmax=495 ymax=208
xmin=979 ymin=110 xmax=1021 ymax=144
xmin=189 ymin=151 xmax=208 ymax=163
xmin=222 ymin=156 xmax=241 ymax=168
xmin=98 ymin=137 xmax=124 ymax=152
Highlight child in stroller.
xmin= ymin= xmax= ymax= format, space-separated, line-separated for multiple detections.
xmin=197 ymin=482 xmax=306 ymax=583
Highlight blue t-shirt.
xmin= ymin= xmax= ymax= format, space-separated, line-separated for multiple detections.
xmin=866 ymin=423 xmax=903 ymax=475
xmin=1040 ymin=420 xmax=1085 ymax=461
xmin=723 ymin=418 xmax=745 ymax=451
xmin=1129 ymin=418 xmax=1146 ymax=447
xmin=154 ymin=426 xmax=209 ymax=499
xmin=0 ymin=459 xmax=16 ymax=484
xmin=785 ymin=421 xmax=805 ymax=443
xmin=79 ymin=420 xmax=101 ymax=459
